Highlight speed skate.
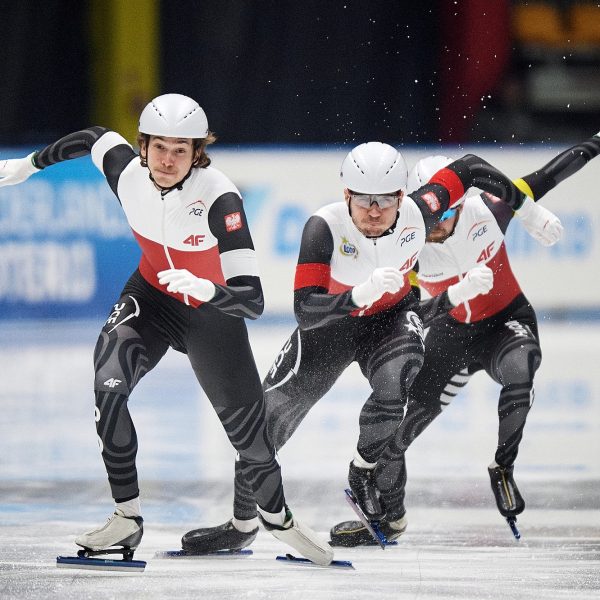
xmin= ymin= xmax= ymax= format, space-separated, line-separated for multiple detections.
xmin=343 ymin=488 xmax=397 ymax=549
xmin=276 ymin=553 xmax=354 ymax=569
xmin=154 ymin=548 xmax=253 ymax=558
xmin=56 ymin=548 xmax=146 ymax=572
xmin=57 ymin=511 xmax=146 ymax=571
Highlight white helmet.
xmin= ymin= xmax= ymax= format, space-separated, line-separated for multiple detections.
xmin=340 ymin=142 xmax=408 ymax=194
xmin=407 ymin=155 xmax=453 ymax=193
xmin=139 ymin=93 xmax=209 ymax=138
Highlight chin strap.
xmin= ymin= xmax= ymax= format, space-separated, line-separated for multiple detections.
xmin=149 ymin=167 xmax=194 ymax=196
xmin=363 ymin=208 xmax=400 ymax=240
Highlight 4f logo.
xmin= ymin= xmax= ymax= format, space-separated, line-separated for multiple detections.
xmin=183 ymin=234 xmax=205 ymax=246
xmin=477 ymin=242 xmax=494 ymax=263
xmin=400 ymin=252 xmax=418 ymax=272
xmin=104 ymin=378 xmax=122 ymax=388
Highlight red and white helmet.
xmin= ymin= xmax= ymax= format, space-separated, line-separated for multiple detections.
xmin=340 ymin=142 xmax=408 ymax=193
xmin=139 ymin=94 xmax=209 ymax=138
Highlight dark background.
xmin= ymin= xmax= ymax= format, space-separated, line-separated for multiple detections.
xmin=1 ymin=0 xmax=598 ymax=147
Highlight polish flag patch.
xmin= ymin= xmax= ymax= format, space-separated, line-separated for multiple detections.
xmin=225 ymin=212 xmax=242 ymax=232
xmin=420 ymin=192 xmax=441 ymax=213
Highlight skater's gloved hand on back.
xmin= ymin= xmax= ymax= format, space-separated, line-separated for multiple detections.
xmin=447 ymin=265 xmax=493 ymax=306
xmin=0 ymin=152 xmax=41 ymax=187
xmin=158 ymin=269 xmax=216 ymax=302
xmin=352 ymin=267 xmax=404 ymax=308
xmin=515 ymin=197 xmax=563 ymax=247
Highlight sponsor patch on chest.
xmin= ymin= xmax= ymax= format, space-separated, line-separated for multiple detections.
xmin=339 ymin=237 xmax=359 ymax=259
xmin=187 ymin=199 xmax=207 ymax=217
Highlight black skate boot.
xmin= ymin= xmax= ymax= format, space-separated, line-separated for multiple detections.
xmin=182 ymin=519 xmax=258 ymax=554
xmin=488 ymin=464 xmax=525 ymax=517
xmin=348 ymin=462 xmax=385 ymax=520
xmin=329 ymin=514 xmax=407 ymax=547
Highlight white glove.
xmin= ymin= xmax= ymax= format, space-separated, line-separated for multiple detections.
xmin=447 ymin=265 xmax=494 ymax=306
xmin=515 ymin=196 xmax=563 ymax=247
xmin=352 ymin=267 xmax=404 ymax=307
xmin=0 ymin=152 xmax=41 ymax=187
xmin=157 ymin=269 xmax=216 ymax=302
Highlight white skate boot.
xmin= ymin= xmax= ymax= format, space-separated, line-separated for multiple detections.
xmin=259 ymin=508 xmax=334 ymax=566
xmin=75 ymin=509 xmax=144 ymax=554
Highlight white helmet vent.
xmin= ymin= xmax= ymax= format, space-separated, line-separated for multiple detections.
xmin=139 ymin=94 xmax=209 ymax=138
xmin=340 ymin=142 xmax=408 ymax=194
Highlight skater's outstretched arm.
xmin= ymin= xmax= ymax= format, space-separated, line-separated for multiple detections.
xmin=514 ymin=131 xmax=600 ymax=200
xmin=0 ymin=127 xmax=136 ymax=193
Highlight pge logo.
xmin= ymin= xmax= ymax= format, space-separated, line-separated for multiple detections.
xmin=505 ymin=320 xmax=530 ymax=338
xmin=472 ymin=225 xmax=488 ymax=240
xmin=397 ymin=228 xmax=418 ymax=247
xmin=468 ymin=220 xmax=491 ymax=241
xmin=187 ymin=199 xmax=206 ymax=217
xmin=339 ymin=237 xmax=358 ymax=259
xmin=405 ymin=311 xmax=425 ymax=346
xmin=268 ymin=335 xmax=294 ymax=380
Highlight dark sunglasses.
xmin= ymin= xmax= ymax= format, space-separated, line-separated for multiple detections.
xmin=350 ymin=193 xmax=399 ymax=209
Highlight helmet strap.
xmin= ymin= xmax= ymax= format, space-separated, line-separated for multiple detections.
xmin=148 ymin=167 xmax=194 ymax=196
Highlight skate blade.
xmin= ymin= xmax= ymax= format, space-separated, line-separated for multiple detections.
xmin=344 ymin=489 xmax=387 ymax=549
xmin=154 ymin=549 xmax=253 ymax=558
xmin=56 ymin=555 xmax=146 ymax=572
xmin=276 ymin=553 xmax=354 ymax=570
xmin=330 ymin=536 xmax=398 ymax=548
xmin=506 ymin=517 xmax=521 ymax=541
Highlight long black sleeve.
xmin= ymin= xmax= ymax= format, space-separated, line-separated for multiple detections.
xmin=207 ymin=192 xmax=264 ymax=319
xmin=515 ymin=134 xmax=600 ymax=201
xmin=33 ymin=126 xmax=110 ymax=167
xmin=293 ymin=215 xmax=357 ymax=330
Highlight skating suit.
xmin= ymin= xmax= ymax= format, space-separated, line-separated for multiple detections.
xmin=34 ymin=127 xmax=285 ymax=511
xmin=381 ymin=193 xmax=541 ymax=519
xmin=231 ymin=155 xmax=527 ymax=521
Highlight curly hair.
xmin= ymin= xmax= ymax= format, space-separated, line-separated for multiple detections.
xmin=136 ymin=132 xmax=217 ymax=168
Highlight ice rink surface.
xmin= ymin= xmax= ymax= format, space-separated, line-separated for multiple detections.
xmin=1 ymin=319 xmax=599 ymax=599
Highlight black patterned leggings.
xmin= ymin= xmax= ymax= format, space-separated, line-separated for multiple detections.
xmin=232 ymin=302 xmax=426 ymax=521
xmin=92 ymin=270 xmax=284 ymax=513
xmin=375 ymin=297 xmax=541 ymax=520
